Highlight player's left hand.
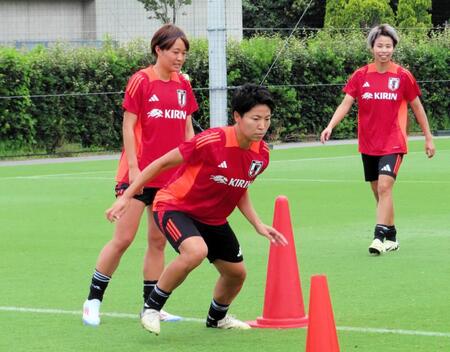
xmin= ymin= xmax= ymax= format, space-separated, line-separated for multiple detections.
xmin=256 ymin=224 xmax=288 ymax=246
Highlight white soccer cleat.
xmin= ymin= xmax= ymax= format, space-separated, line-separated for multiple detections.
xmin=141 ymin=309 xmax=161 ymax=335
xmin=384 ymin=240 xmax=399 ymax=252
xmin=368 ymin=238 xmax=385 ymax=255
xmin=159 ymin=309 xmax=182 ymax=322
xmin=216 ymin=315 xmax=251 ymax=330
xmin=82 ymin=299 xmax=101 ymax=326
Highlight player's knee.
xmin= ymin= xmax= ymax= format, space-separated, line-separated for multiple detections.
xmin=377 ymin=182 xmax=392 ymax=197
xmin=148 ymin=231 xmax=167 ymax=251
xmin=232 ymin=267 xmax=247 ymax=284
xmin=111 ymin=236 xmax=134 ymax=253
xmin=223 ymin=265 xmax=247 ymax=286
xmin=190 ymin=248 xmax=208 ymax=266
xmin=182 ymin=247 xmax=208 ymax=269
xmin=177 ymin=237 xmax=208 ymax=270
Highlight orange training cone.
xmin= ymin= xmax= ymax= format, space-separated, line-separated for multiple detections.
xmin=248 ymin=195 xmax=308 ymax=328
xmin=305 ymin=275 xmax=340 ymax=352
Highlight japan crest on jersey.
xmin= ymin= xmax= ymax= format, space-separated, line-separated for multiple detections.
xmin=388 ymin=77 xmax=400 ymax=91
xmin=249 ymin=160 xmax=263 ymax=177
xmin=177 ymin=89 xmax=187 ymax=107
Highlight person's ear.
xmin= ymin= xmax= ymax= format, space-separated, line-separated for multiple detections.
xmin=233 ymin=111 xmax=241 ymax=123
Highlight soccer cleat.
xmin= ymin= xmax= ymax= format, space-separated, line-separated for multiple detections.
xmin=368 ymin=238 xmax=385 ymax=255
xmin=141 ymin=309 xmax=161 ymax=335
xmin=384 ymin=240 xmax=399 ymax=252
xmin=159 ymin=309 xmax=182 ymax=322
xmin=207 ymin=315 xmax=251 ymax=330
xmin=82 ymin=299 xmax=101 ymax=326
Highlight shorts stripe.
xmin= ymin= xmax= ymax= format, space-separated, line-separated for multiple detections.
xmin=166 ymin=223 xmax=179 ymax=242
xmin=393 ymin=155 xmax=402 ymax=175
xmin=166 ymin=219 xmax=182 ymax=241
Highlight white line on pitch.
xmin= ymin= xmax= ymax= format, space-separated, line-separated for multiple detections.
xmin=0 ymin=170 xmax=114 ymax=180
xmin=0 ymin=306 xmax=204 ymax=322
xmin=1 ymin=306 xmax=449 ymax=338
xmin=260 ymin=178 xmax=450 ymax=184
xmin=270 ymin=148 xmax=450 ymax=164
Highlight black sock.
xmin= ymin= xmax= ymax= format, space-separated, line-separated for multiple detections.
xmin=87 ymin=270 xmax=111 ymax=301
xmin=143 ymin=280 xmax=157 ymax=303
xmin=374 ymin=224 xmax=389 ymax=242
xmin=144 ymin=285 xmax=171 ymax=311
xmin=385 ymin=225 xmax=397 ymax=242
xmin=206 ymin=299 xmax=229 ymax=327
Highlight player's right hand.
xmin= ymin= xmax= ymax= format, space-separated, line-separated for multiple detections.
xmin=320 ymin=127 xmax=332 ymax=144
xmin=105 ymin=197 xmax=130 ymax=222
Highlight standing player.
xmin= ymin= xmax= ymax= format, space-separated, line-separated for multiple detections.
xmin=106 ymin=84 xmax=288 ymax=335
xmin=82 ymin=24 xmax=198 ymax=326
xmin=320 ymin=24 xmax=435 ymax=255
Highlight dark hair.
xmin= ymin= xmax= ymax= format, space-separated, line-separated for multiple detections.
xmin=367 ymin=24 xmax=399 ymax=48
xmin=151 ymin=24 xmax=190 ymax=57
xmin=231 ymin=84 xmax=275 ymax=116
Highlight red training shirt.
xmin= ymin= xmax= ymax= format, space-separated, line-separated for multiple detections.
xmin=153 ymin=126 xmax=270 ymax=225
xmin=344 ymin=62 xmax=421 ymax=155
xmin=116 ymin=66 xmax=198 ymax=188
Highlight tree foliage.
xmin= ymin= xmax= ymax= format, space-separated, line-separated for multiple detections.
xmin=136 ymin=0 xmax=191 ymax=24
xmin=242 ymin=0 xmax=325 ymax=37
xmin=396 ymin=0 xmax=432 ymax=30
xmin=324 ymin=0 xmax=348 ymax=28
xmin=325 ymin=0 xmax=395 ymax=28
xmin=1 ymin=30 xmax=448 ymax=153
xmin=325 ymin=0 xmax=433 ymax=30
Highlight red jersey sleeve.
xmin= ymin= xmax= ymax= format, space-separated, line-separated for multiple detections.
xmin=122 ymin=72 xmax=146 ymax=114
xmin=401 ymin=68 xmax=421 ymax=102
xmin=343 ymin=69 xmax=361 ymax=98
xmin=178 ymin=128 xmax=223 ymax=164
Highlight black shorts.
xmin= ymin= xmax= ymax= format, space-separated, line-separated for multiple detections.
xmin=361 ymin=154 xmax=403 ymax=182
xmin=115 ymin=183 xmax=159 ymax=206
xmin=153 ymin=210 xmax=243 ymax=263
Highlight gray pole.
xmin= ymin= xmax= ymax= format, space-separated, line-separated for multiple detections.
xmin=207 ymin=0 xmax=228 ymax=127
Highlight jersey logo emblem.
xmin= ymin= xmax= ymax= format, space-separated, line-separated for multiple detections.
xmin=362 ymin=92 xmax=373 ymax=99
xmin=148 ymin=94 xmax=159 ymax=102
xmin=363 ymin=81 xmax=370 ymax=88
xmin=218 ymin=161 xmax=228 ymax=169
xmin=210 ymin=175 xmax=228 ymax=184
xmin=147 ymin=109 xmax=163 ymax=118
xmin=177 ymin=89 xmax=187 ymax=108
xmin=249 ymin=160 xmax=263 ymax=177
xmin=388 ymin=77 xmax=400 ymax=91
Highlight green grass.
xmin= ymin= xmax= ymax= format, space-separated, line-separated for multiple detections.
xmin=1 ymin=138 xmax=449 ymax=352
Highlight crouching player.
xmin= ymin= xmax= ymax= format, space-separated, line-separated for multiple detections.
xmin=106 ymin=84 xmax=288 ymax=335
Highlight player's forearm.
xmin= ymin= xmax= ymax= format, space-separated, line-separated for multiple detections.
xmin=327 ymin=99 xmax=352 ymax=129
xmin=327 ymin=104 xmax=349 ymax=129
xmin=410 ymin=98 xmax=433 ymax=140
xmin=237 ymin=192 xmax=263 ymax=228
xmin=185 ymin=116 xmax=195 ymax=140
xmin=122 ymin=111 xmax=139 ymax=169
xmin=122 ymin=148 xmax=184 ymax=199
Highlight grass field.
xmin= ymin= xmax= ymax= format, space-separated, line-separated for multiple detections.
xmin=1 ymin=138 xmax=449 ymax=352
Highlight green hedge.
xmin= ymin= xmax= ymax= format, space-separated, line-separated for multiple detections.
xmin=0 ymin=31 xmax=448 ymax=153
